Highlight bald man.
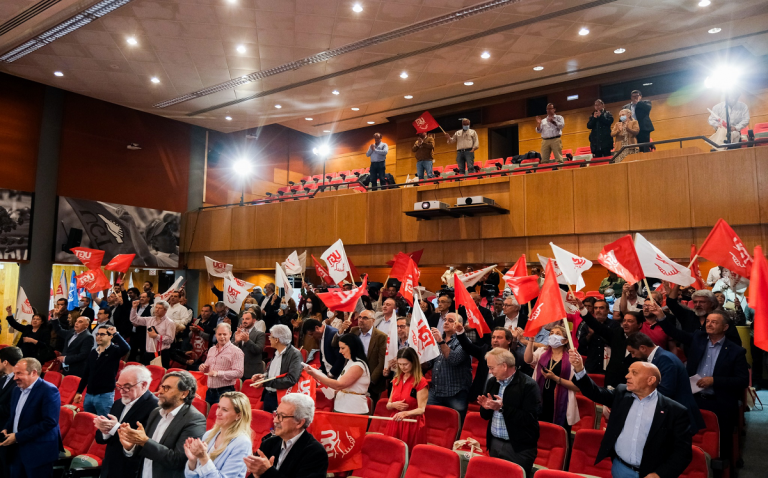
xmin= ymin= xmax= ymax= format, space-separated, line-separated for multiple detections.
xmin=569 ymin=350 xmax=692 ymax=478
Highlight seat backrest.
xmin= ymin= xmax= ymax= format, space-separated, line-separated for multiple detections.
xmin=444 ymin=164 xmax=458 ymax=172
xmin=404 ymin=444 xmax=460 ymax=478
xmin=44 ymin=371 xmax=63 ymax=387
xmin=352 ymin=434 xmax=408 ymax=478
xmin=60 ymin=406 xmax=75 ymax=439
xmin=145 ymin=365 xmax=166 ymax=392
xmin=459 ymin=412 xmax=488 ymax=452
xmin=192 ymin=398 xmax=208 ymax=417
xmin=432 ymin=166 xmax=443 ymax=174
xmin=680 ymin=446 xmax=709 ymax=478
xmin=692 ymin=409 xmax=719 ymax=459
xmin=753 ymin=122 xmax=768 ymax=134
xmin=64 ymin=412 xmax=98 ymax=456
xmin=207 ymin=403 xmax=219 ymax=430
xmin=251 ymin=410 xmax=274 ymax=452
xmin=587 ymin=374 xmax=605 ymax=388
xmin=536 ymin=421 xmax=568 ymax=470
xmin=585 ymin=291 xmax=603 ymax=299
xmin=575 ymin=146 xmax=592 ymax=156
xmin=86 ymin=439 xmax=108 ymax=460
xmin=569 ymin=429 xmax=611 ymax=478
xmin=521 ymin=158 xmax=539 ymax=165
xmin=572 ymin=395 xmax=597 ymax=432
xmin=423 ymin=405 xmax=460 ymax=449
xmin=465 ymin=455 xmax=525 ymax=478
xmin=60 ymin=375 xmax=81 ymax=405
xmin=368 ymin=398 xmax=390 ymax=434
xmin=534 ymin=471 xmax=583 ymax=478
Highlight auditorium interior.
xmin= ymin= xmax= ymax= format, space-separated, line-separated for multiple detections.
xmin=0 ymin=0 xmax=767 ymax=477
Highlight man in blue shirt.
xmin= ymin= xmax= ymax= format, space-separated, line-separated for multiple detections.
xmin=365 ymin=133 xmax=388 ymax=191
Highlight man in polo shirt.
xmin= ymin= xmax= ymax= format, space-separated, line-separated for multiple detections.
xmin=445 ymin=118 xmax=479 ymax=175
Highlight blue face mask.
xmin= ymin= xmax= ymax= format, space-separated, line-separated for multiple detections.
xmin=620 ymin=115 xmax=627 ymax=122
xmin=462 ymin=125 xmax=469 ymax=131
xmin=605 ymin=296 xmax=615 ymax=304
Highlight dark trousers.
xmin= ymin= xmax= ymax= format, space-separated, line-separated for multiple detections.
xmin=262 ymin=389 xmax=278 ymax=413
xmin=9 ymin=451 xmax=54 ymax=478
xmin=487 ymin=436 xmax=537 ymax=478
xmin=369 ymin=162 xmax=386 ymax=190
xmin=695 ymin=394 xmax=735 ymax=462
xmin=590 ymin=145 xmax=613 ymax=158
xmin=636 ymin=130 xmax=652 ymax=152
xmin=206 ymin=385 xmax=235 ymax=407
xmin=456 ymin=150 xmax=475 ymax=174
xmin=129 ymin=326 xmax=146 ymax=361
xmin=141 ymin=350 xmax=171 ymax=369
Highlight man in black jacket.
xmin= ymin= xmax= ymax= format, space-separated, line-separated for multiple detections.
xmin=577 ymin=299 xmax=617 ymax=374
xmin=568 ymin=350 xmax=692 ymax=478
xmin=0 ymin=346 xmax=21 ymax=477
xmin=623 ymin=90 xmax=654 ymax=152
xmin=666 ymin=286 xmax=742 ymax=346
xmin=50 ymin=314 xmax=94 ymax=377
xmin=579 ymin=307 xmax=642 ymax=388
xmin=110 ymin=284 xmax=134 ymax=337
xmin=478 ymin=348 xmax=541 ymax=478
xmin=74 ymin=325 xmax=131 ymax=416
xmin=587 ymin=99 xmax=614 ymax=157
xmin=94 ymin=365 xmax=158 ymax=478
xmin=245 ymin=393 xmax=328 ymax=478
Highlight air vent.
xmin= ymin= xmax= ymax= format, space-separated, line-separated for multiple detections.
xmin=0 ymin=0 xmax=62 ymax=37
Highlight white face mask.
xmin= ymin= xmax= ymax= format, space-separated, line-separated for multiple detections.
xmin=548 ymin=335 xmax=565 ymax=348
xmin=305 ymin=303 xmax=312 ymax=311
xmin=327 ymin=310 xmax=335 ymax=319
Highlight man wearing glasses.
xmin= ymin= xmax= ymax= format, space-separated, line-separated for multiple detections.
xmin=94 ymin=365 xmax=158 ymax=478
xmin=73 ymin=325 xmax=130 ymax=416
xmin=428 ymin=293 xmax=454 ymax=330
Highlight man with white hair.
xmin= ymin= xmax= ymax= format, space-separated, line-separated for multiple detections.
xmin=427 ymin=312 xmax=472 ymax=420
xmin=199 ymin=323 xmax=244 ymax=407
xmin=166 ymin=291 xmax=193 ymax=334
xmin=497 ymin=296 xmax=526 ymax=331
xmin=251 ymin=324 xmax=303 ymax=413
xmin=667 ymin=286 xmax=742 ymax=346
xmin=94 ymin=365 xmax=158 ymax=478
xmin=245 ymin=393 xmax=328 ymax=477
xmin=130 ymin=299 xmax=178 ymax=368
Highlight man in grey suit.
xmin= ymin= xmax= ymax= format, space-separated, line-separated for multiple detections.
xmin=50 ymin=314 xmax=94 ymax=377
xmin=251 ymin=324 xmax=303 ymax=413
xmin=117 ymin=371 xmax=206 ymax=478
xmin=234 ymin=310 xmax=266 ymax=380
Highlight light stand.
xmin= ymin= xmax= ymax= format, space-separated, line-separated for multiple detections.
xmin=724 ymin=94 xmax=732 ymax=145
xmin=233 ymin=159 xmax=252 ymax=205
xmin=313 ymin=144 xmax=331 ymax=190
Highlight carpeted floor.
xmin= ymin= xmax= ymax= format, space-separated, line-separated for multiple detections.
xmin=739 ymin=390 xmax=767 ymax=478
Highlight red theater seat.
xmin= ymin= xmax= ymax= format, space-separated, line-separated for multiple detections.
xmin=192 ymin=398 xmax=208 ymax=416
xmin=62 ymin=412 xmax=98 ymax=457
xmin=585 ymin=291 xmax=603 ymax=299
xmin=459 ymin=412 xmax=488 ymax=454
xmin=241 ymin=380 xmax=264 ymax=408
xmin=351 ymin=434 xmax=408 ymax=478
xmin=404 ymin=444 xmax=460 ymax=478
xmin=60 ymin=375 xmax=81 ymax=405
xmin=207 ymin=403 xmax=218 ymax=430
xmin=251 ymin=410 xmax=274 ymax=453
xmin=692 ymin=409 xmax=720 ymax=462
xmin=486 ymin=158 xmax=504 ymax=169
xmin=680 ymin=446 xmax=709 ymax=478
xmin=575 ymin=146 xmax=592 ymax=155
xmin=368 ymin=398 xmax=390 ymax=434
xmin=44 ymin=371 xmax=63 ymax=388
xmin=572 ymin=395 xmax=597 ymax=433
xmin=423 ymin=405 xmax=460 ymax=449
xmin=535 ymin=422 xmax=568 ymax=471
xmin=146 ymin=365 xmax=166 ymax=392
xmin=535 ymin=471 xmax=584 ymax=478
xmin=76 ymin=439 xmax=108 ymax=467
xmin=60 ymin=406 xmax=75 ymax=439
xmin=465 ymin=455 xmax=525 ymax=478
xmin=569 ymin=429 xmax=611 ymax=478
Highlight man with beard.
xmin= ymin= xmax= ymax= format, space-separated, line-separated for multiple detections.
xmin=667 ymin=287 xmax=742 ymax=347
xmin=74 ymin=325 xmax=130 ymax=416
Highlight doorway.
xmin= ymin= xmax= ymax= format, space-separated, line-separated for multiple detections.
xmin=488 ymin=125 xmax=519 ymax=161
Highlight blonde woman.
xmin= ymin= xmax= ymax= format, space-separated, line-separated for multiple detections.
xmin=611 ymin=108 xmax=640 ymax=163
xmin=183 ymin=391 xmax=252 ymax=478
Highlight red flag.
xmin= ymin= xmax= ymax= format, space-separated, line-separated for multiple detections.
xmin=751 ymin=246 xmax=768 ymax=352
xmin=315 ymin=276 xmax=368 ymax=312
xmin=312 ymin=254 xmax=335 ymax=286
xmin=511 ymin=255 xmax=528 ymax=277
xmin=689 ymin=245 xmax=707 ymax=290
xmin=523 ymin=259 xmax=566 ymax=338
xmin=412 ymin=111 xmax=439 ymax=133
xmin=70 ymin=247 xmax=105 ymax=270
xmin=276 ymin=370 xmax=316 ymax=403
xmin=698 ymin=219 xmax=753 ymax=278
xmin=105 ymin=254 xmax=136 ymax=274
xmin=188 ymin=371 xmax=208 ymax=401
xmin=597 ymin=235 xmax=644 ymax=284
xmin=389 ymin=252 xmax=411 ymax=280
xmin=504 ymin=274 xmax=540 ymax=304
xmin=75 ymin=268 xmax=111 ymax=293
xmin=454 ymin=273 xmax=490 ymax=337
xmin=398 ymin=259 xmax=420 ymax=306
xmin=309 ymin=411 xmax=368 ymax=472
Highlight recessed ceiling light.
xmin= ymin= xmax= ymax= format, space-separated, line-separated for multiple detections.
xmin=236 ymin=45 xmax=246 ymax=53
xmin=225 ymin=116 xmax=232 ymax=121
xmin=567 ymin=94 xmax=579 ymax=101
xmin=126 ymin=37 xmax=137 ymax=46
xmin=481 ymin=51 xmax=490 ymax=59
xmin=227 ymin=0 xmax=236 ymax=3
xmin=305 ymin=117 xmax=313 ymax=121
xmin=614 ymin=48 xmax=626 ymax=54
xmin=151 ymin=77 xmax=160 ymax=84
xmin=708 ymin=27 xmax=721 ymax=34
xmin=352 ymin=3 xmax=363 ymax=13
xmin=400 ymin=71 xmax=408 ymax=79
xmin=275 ymin=104 xmax=282 ymax=109
xmin=578 ymin=27 xmax=590 ymax=36
xmin=54 ymin=71 xmax=64 ymax=77
xmin=367 ymin=121 xmax=375 ymax=124
xmin=323 ymin=130 xmax=331 ymax=133
xmin=643 ymin=82 xmax=653 ymax=86
xmin=464 ymin=81 xmax=474 ymax=86
xmin=332 ymin=90 xmax=340 ymax=95
xmin=698 ymin=0 xmax=711 ymax=6
xmin=533 ymin=66 xmax=544 ymax=71
xmin=404 ymin=95 xmax=413 ymax=99
xmin=351 ymin=107 xmax=360 ymax=111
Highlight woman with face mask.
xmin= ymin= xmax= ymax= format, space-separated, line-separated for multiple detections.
xmin=611 ymin=108 xmax=640 ymax=163
xmin=524 ymin=324 xmax=580 ymax=429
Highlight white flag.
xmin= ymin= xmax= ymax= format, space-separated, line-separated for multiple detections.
xmin=15 ymin=287 xmax=35 ymax=324
xmin=205 ymin=256 xmax=233 ymax=278
xmin=321 ymin=239 xmax=351 ymax=285
xmin=408 ymin=291 xmax=440 ymax=363
xmin=283 ymin=251 xmax=303 ymax=275
xmin=275 ymin=263 xmax=294 ymax=299
xmin=128 ymin=273 xmax=134 ymax=289
xmin=222 ymin=276 xmax=249 ymax=311
xmin=634 ymin=233 xmax=695 ymax=287
xmin=538 ymin=254 xmax=568 ymax=287
xmin=55 ymin=270 xmax=68 ymax=302
xmin=225 ymin=272 xmax=254 ymax=291
xmin=384 ymin=309 xmax=400 ymax=367
xmin=298 ymin=251 xmax=307 ymax=274
xmin=550 ymin=243 xmax=592 ymax=291
xmin=459 ymin=264 xmax=497 ymax=288
xmin=155 ymin=276 xmax=183 ymax=303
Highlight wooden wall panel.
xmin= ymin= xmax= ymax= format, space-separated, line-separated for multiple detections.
xmin=502 ymin=175 xmax=527 ymax=237
xmin=279 ymin=201 xmax=307 ymax=249
xmin=755 ymin=147 xmax=768 ymax=224
xmin=0 ymin=74 xmax=44 ymax=192
xmin=574 ymin=163 xmax=629 ymax=233
xmin=484 ymin=238 xmax=528 ymax=265
xmin=528 ymin=235 xmax=579 ymax=261
xmin=250 ymin=204 xmax=283 ymax=249
xmin=578 ymin=232 xmax=627 ymax=259
xmin=189 ymin=208 xmax=232 ymax=252
xmin=628 ymin=157 xmax=691 ymax=231
xmin=400 ymin=187 xmax=440 ymax=243
xmin=181 ymin=211 xmax=198 ymax=253
xmin=338 ymin=193 xmax=368 ymax=245
xmin=525 ymin=170 xmax=574 ymax=236
xmin=306 ymin=197 xmax=338 ymax=247
xmin=636 ymin=229 xmax=693 ymax=259
xmin=367 ymin=189 xmax=401 ymax=244
xmin=230 ymin=207 xmax=260 ymax=250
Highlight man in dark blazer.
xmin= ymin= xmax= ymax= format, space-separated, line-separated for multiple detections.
xmin=479 ymin=348 xmax=541 ymax=477
xmin=0 ymin=347 xmax=22 ymax=477
xmin=579 ymin=307 xmax=643 ymax=387
xmin=130 ymin=292 xmax=154 ymax=362
xmin=569 ymin=350 xmax=692 ymax=478
xmin=118 ymin=371 xmax=206 ymax=478
xmin=428 ymin=293 xmax=454 ymax=329
xmin=77 ymin=296 xmax=96 ymax=320
xmin=50 ymin=314 xmax=94 ymax=377
xmin=623 ymin=89 xmax=654 ymax=152
xmin=245 ymin=393 xmax=328 ymax=478
xmin=332 ymin=310 xmax=387 ymax=403
xmin=1 ymin=357 xmax=62 ymax=478
xmin=235 ymin=310 xmax=266 ymax=380
xmin=302 ymin=319 xmax=344 ymax=378
xmin=94 ymin=365 xmax=158 ymax=478
xmin=626 ymin=332 xmax=705 ymax=435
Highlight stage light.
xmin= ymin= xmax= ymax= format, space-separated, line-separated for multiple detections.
xmin=332 ymin=90 xmax=340 ymax=95
xmin=351 ymin=107 xmax=360 ymax=111
xmin=151 ymin=77 xmax=160 ymax=83
xmin=404 ymin=95 xmax=413 ymax=99
xmin=313 ymin=144 xmax=330 ymax=156
xmin=225 ymin=116 xmax=232 ymax=121
xmin=614 ymin=48 xmax=625 ymax=54
xmin=54 ymin=71 xmax=64 ymax=77
xmin=367 ymin=121 xmax=375 ymax=124
xmin=464 ymin=81 xmax=474 ymax=86
xmin=400 ymin=71 xmax=408 ymax=79
xmin=305 ymin=117 xmax=313 ymax=120
xmin=236 ymin=45 xmax=246 ymax=53
xmin=233 ymin=160 xmax=252 ymax=175
xmin=352 ymin=3 xmax=363 ymax=13
xmin=698 ymin=0 xmax=711 ymax=6
xmin=704 ymin=65 xmax=741 ymax=91
xmin=127 ymin=37 xmax=137 ymax=45
xmin=275 ymin=104 xmax=282 ymax=108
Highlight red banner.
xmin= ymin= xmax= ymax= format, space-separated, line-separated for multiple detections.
xmin=751 ymin=246 xmax=768 ymax=352
xmin=398 ymin=259 xmax=420 ymax=306
xmin=105 ymin=253 xmax=136 ymax=274
xmin=70 ymin=247 xmax=105 ymax=270
xmin=412 ymin=111 xmax=439 ymax=133
xmin=75 ymin=268 xmax=111 ymax=293
xmin=188 ymin=371 xmax=208 ymax=401
xmin=309 ymin=411 xmax=368 ymax=472
xmin=698 ymin=218 xmax=753 ymax=278
xmin=315 ymin=276 xmax=368 ymax=312
xmin=312 ymin=254 xmax=335 ymax=286
xmin=276 ymin=370 xmax=316 ymax=403
xmin=689 ymin=245 xmax=707 ymax=290
xmin=597 ymin=235 xmax=644 ymax=284
xmin=454 ymin=273 xmax=490 ymax=337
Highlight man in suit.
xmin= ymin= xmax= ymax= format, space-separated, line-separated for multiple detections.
xmin=579 ymin=306 xmax=643 ymax=388
xmin=260 ymin=283 xmax=282 ymax=330
xmin=302 ymin=319 xmax=344 ymax=378
xmin=118 ymin=371 xmax=206 ymax=478
xmin=654 ymin=306 xmax=749 ymax=468
xmin=623 ymin=89 xmax=654 ymax=152
xmin=50 ymin=314 xmax=94 ymax=377
xmin=569 ymin=350 xmax=692 ymax=478
xmin=626 ymin=332 xmax=705 ymax=435
xmin=428 ymin=293 xmax=454 ymax=329
xmin=333 ymin=310 xmax=387 ymax=403
xmin=251 ymin=325 xmax=303 ymax=413
xmin=94 ymin=365 xmax=159 ymax=478
xmin=0 ymin=347 xmax=22 ymax=477
xmin=667 ymin=286 xmax=742 ymax=346
xmin=494 ymin=296 xmax=528 ymax=331
xmin=577 ymin=299 xmax=616 ymax=375
xmin=76 ymin=296 xmax=96 ymax=320
xmin=478 ymin=348 xmax=541 ymax=477
xmin=235 ymin=310 xmax=266 ymax=380
xmin=0 ymin=358 xmax=61 ymax=478
xmin=130 ymin=292 xmax=154 ymax=362
xmin=245 ymin=393 xmax=328 ymax=478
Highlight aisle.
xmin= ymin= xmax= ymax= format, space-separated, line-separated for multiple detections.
xmin=740 ymin=390 xmax=767 ymax=478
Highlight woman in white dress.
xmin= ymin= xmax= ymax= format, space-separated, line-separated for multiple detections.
xmin=304 ymin=333 xmax=370 ymax=414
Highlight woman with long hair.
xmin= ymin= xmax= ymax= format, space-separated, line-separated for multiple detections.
xmin=524 ymin=324 xmax=580 ymax=429
xmin=385 ymin=347 xmax=428 ymax=451
xmin=304 ymin=333 xmax=370 ymax=414
xmin=183 ymin=391 xmax=252 ymax=478
xmin=5 ymin=305 xmax=53 ymax=363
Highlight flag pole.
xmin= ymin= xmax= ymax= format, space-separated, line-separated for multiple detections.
xmin=378 ymin=275 xmax=390 ymax=309
xmin=642 ymin=278 xmax=657 ymax=306
xmin=563 ymin=284 xmax=577 ymax=351
xmin=688 ymin=254 xmax=699 ymax=269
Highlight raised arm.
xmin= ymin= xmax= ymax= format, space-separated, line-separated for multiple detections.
xmin=568 ymin=350 xmax=617 ymax=407
xmin=454 ymin=324 xmax=487 ymax=361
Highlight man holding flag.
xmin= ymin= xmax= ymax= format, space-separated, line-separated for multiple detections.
xmin=444 ymin=118 xmax=479 ymax=175
xmin=425 ymin=311 xmax=472 ymax=421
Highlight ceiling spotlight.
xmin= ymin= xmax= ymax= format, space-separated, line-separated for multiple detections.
xmin=236 ymin=45 xmax=246 ymax=53
xmin=225 ymin=116 xmax=232 ymax=121
xmin=305 ymin=117 xmax=313 ymax=121
xmin=481 ymin=51 xmax=490 ymax=59
xmin=227 ymin=0 xmax=236 ymax=3
xmin=404 ymin=95 xmax=413 ymax=99
xmin=126 ymin=37 xmax=137 ymax=46
xmin=275 ymin=104 xmax=282 ymax=109
xmin=54 ymin=71 xmax=64 ymax=77
xmin=533 ymin=66 xmax=544 ymax=71
xmin=614 ymin=48 xmax=626 ymax=54
xmin=578 ymin=27 xmax=590 ymax=36
xmin=698 ymin=0 xmax=711 ymax=6
xmin=643 ymin=82 xmax=653 ymax=86
xmin=400 ymin=71 xmax=408 ymax=79
xmin=151 ymin=77 xmax=160 ymax=83
xmin=464 ymin=81 xmax=474 ymax=86
xmin=367 ymin=121 xmax=375 ymax=124
xmin=332 ymin=90 xmax=340 ymax=95
xmin=352 ymin=3 xmax=363 ymax=13
xmin=323 ymin=130 xmax=331 ymax=133
xmin=708 ymin=27 xmax=721 ymax=34
xmin=351 ymin=107 xmax=360 ymax=111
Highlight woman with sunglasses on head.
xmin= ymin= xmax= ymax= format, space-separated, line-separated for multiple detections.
xmin=303 ymin=333 xmax=370 ymax=414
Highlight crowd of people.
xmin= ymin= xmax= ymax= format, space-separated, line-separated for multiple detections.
xmin=0 ymin=260 xmax=758 ymax=478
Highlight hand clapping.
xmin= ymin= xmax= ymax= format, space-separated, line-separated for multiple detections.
xmin=477 ymin=393 xmax=503 ymax=411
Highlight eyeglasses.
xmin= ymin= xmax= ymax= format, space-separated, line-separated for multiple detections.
xmin=94 ymin=333 xmax=110 ymax=337
xmin=159 ymin=385 xmax=174 ymax=392
xmin=273 ymin=412 xmax=295 ymax=422
xmin=116 ymin=382 xmax=138 ymax=392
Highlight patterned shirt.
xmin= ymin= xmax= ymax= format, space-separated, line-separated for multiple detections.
xmin=429 ymin=334 xmax=472 ymax=397
xmin=491 ymin=374 xmax=514 ymax=439
xmin=130 ymin=308 xmax=176 ymax=353
xmin=535 ymin=115 xmax=565 ymax=139
xmin=203 ymin=341 xmax=244 ymax=389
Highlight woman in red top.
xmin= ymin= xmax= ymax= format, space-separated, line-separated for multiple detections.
xmin=385 ymin=347 xmax=428 ymax=451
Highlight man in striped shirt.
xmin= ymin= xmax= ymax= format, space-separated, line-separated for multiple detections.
xmin=199 ymin=323 xmax=244 ymax=407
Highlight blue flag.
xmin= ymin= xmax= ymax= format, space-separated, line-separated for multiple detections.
xmin=68 ymin=270 xmax=78 ymax=310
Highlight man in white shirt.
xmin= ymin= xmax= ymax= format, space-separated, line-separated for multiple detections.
xmin=374 ymin=298 xmax=397 ymax=333
xmin=499 ymin=297 xmax=522 ymax=330
xmin=708 ymin=92 xmax=750 ymax=143
xmin=617 ymin=282 xmax=645 ymax=315
xmin=536 ymin=103 xmax=565 ymax=163
xmin=166 ymin=291 xmax=193 ymax=334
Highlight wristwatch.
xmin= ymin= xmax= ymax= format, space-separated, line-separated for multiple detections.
xmin=438 ymin=341 xmax=445 ymax=345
